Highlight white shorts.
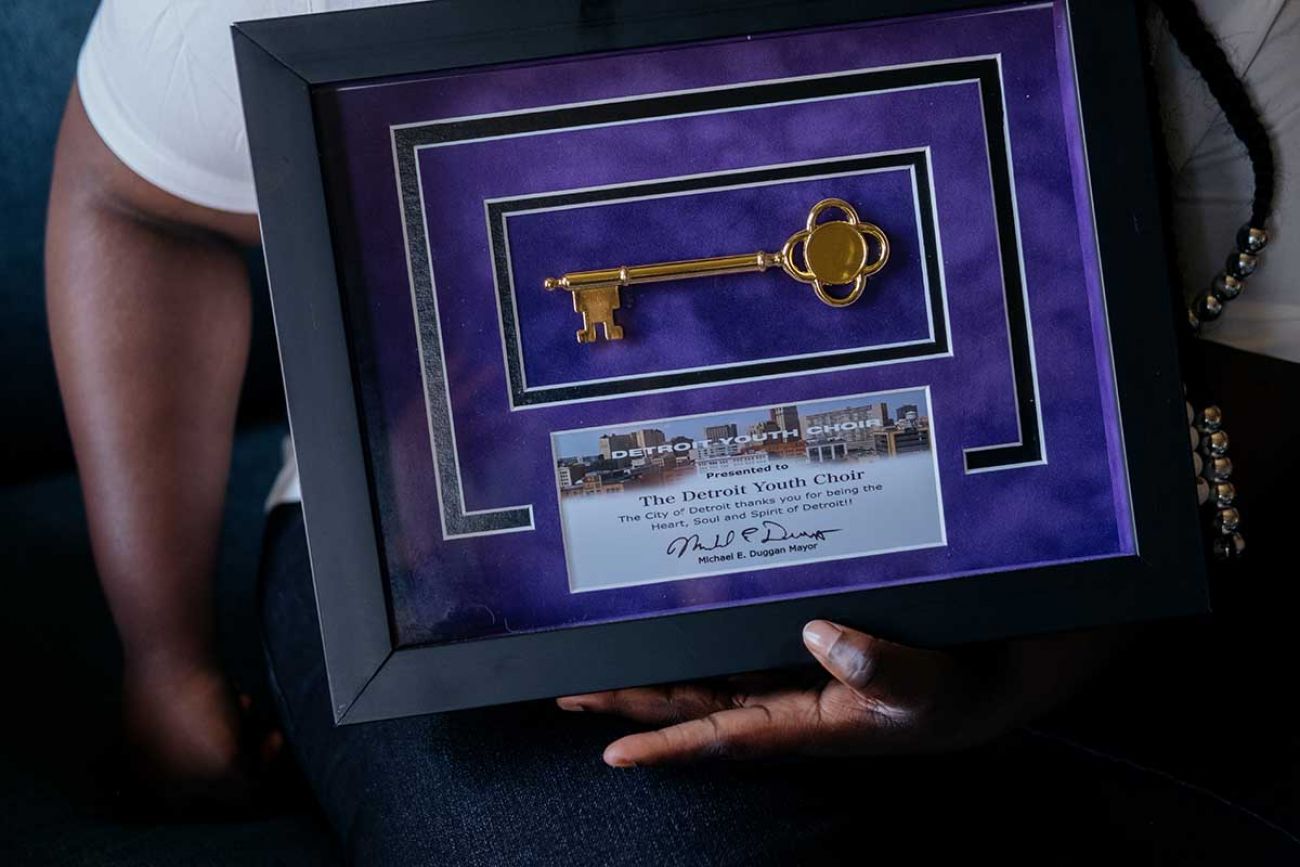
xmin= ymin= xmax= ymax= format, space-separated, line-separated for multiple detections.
xmin=76 ymin=2 xmax=1299 ymax=502
xmin=77 ymin=0 xmax=421 ymax=213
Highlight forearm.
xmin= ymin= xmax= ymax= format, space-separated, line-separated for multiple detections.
xmin=46 ymin=89 xmax=254 ymax=671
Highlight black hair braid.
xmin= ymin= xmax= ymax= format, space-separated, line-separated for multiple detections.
xmin=1155 ymin=0 xmax=1276 ymax=227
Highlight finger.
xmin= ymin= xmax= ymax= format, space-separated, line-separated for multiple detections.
xmin=556 ymin=683 xmax=732 ymax=724
xmin=722 ymin=669 xmax=813 ymax=693
xmin=603 ymin=704 xmax=810 ymax=767
xmin=802 ymin=620 xmax=955 ymax=710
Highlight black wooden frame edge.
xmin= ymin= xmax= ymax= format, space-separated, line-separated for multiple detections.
xmin=232 ymin=31 xmax=394 ymax=723
xmin=236 ymin=0 xmax=1006 ymax=86
xmin=234 ymin=0 xmax=1209 ymax=725
xmin=1067 ymin=0 xmax=1207 ymax=600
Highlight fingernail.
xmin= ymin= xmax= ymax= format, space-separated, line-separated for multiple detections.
xmin=803 ymin=620 xmax=841 ymax=653
xmin=556 ymin=697 xmax=587 ymax=712
xmin=603 ymin=747 xmax=637 ymax=768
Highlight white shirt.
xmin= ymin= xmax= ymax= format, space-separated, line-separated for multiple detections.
xmin=77 ymin=0 xmax=1299 ymax=509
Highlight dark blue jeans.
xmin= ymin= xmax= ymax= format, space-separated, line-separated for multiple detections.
xmin=258 ymin=505 xmax=1299 ymax=865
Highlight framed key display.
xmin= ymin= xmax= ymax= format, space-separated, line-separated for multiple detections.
xmin=234 ymin=0 xmax=1207 ymax=723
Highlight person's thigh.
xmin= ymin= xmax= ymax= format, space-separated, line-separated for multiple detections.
xmin=258 ymin=505 xmax=1300 ymax=866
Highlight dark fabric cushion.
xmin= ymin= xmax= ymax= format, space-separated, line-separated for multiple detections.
xmin=0 ymin=424 xmax=338 ymax=865
xmin=0 ymin=1 xmax=98 ymax=479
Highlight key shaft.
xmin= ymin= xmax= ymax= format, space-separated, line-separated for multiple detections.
xmin=545 ymin=251 xmax=783 ymax=292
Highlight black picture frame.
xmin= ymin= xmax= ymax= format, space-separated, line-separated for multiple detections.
xmin=234 ymin=0 xmax=1207 ymax=724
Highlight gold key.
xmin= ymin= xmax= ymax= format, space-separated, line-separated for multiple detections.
xmin=544 ymin=198 xmax=889 ymax=344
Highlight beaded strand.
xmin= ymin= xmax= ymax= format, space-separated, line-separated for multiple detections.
xmin=1157 ymin=0 xmax=1276 ymax=563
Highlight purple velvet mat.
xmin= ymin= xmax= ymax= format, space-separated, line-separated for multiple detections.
xmin=315 ymin=1 xmax=1132 ymax=647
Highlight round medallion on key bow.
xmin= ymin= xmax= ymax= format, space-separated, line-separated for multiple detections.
xmin=779 ymin=198 xmax=890 ymax=308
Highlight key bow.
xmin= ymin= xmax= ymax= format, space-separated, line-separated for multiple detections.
xmin=778 ymin=198 xmax=890 ymax=308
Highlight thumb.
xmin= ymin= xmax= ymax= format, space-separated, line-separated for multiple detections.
xmin=802 ymin=620 xmax=955 ymax=707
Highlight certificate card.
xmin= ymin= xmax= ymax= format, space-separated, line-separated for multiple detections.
xmin=235 ymin=0 xmax=1207 ymax=721
xmin=552 ymin=389 xmax=945 ymax=592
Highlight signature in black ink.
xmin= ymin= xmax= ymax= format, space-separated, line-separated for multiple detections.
xmin=666 ymin=521 xmax=843 ymax=558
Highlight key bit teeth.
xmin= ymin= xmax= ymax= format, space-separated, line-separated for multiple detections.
xmin=575 ymin=321 xmax=623 ymax=343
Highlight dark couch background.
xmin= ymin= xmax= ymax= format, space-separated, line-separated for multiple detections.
xmin=5 ymin=2 xmax=1300 ymax=864
xmin=1 ymin=1 xmax=89 ymax=482
xmin=0 ymin=2 xmax=338 ymax=863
